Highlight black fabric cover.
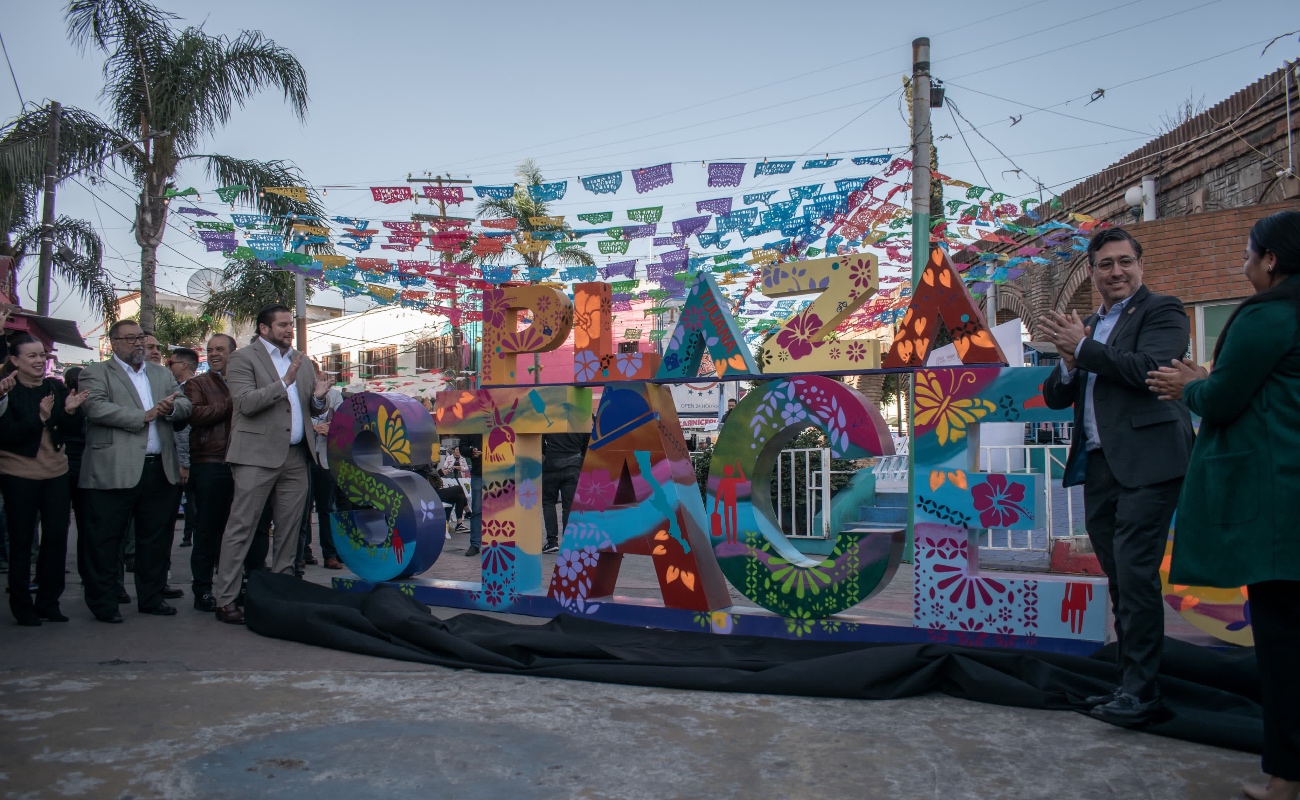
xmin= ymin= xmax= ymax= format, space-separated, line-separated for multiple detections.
xmin=245 ymin=571 xmax=1263 ymax=753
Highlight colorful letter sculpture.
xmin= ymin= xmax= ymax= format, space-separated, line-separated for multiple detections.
xmin=705 ymin=377 xmax=901 ymax=617
xmin=547 ymin=382 xmax=731 ymax=613
xmin=434 ymin=386 xmax=592 ymax=597
xmin=481 ymin=284 xmax=574 ymax=385
xmin=655 ymin=272 xmax=759 ymax=379
xmin=883 ymin=247 xmax=1006 ymax=368
xmin=911 ymin=367 xmax=1107 ymax=641
xmin=760 ymin=253 xmax=883 ymax=371
xmin=328 ymin=391 xmax=444 ymax=582
xmin=572 ymin=281 xmax=661 ymax=382
xmin=1160 ymin=519 xmax=1253 ymax=645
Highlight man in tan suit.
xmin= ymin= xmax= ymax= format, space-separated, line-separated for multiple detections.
xmin=80 ymin=319 xmax=192 ymax=622
xmin=213 ymin=304 xmax=329 ymax=623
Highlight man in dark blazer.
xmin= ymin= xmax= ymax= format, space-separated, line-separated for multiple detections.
xmin=1042 ymin=227 xmax=1194 ymax=726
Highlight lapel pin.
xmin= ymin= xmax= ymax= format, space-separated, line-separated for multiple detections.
xmin=1128 ymin=307 xmax=1136 ymax=314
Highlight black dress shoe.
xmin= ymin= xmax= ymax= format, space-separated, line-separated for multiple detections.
xmin=194 ymin=593 xmax=217 ymax=613
xmin=304 ymin=555 xmax=319 ymax=566
xmin=117 ymin=590 xmax=131 ymax=604
xmin=464 ymin=545 xmax=480 ymax=556
xmin=36 ymin=608 xmax=69 ymax=622
xmin=139 ymin=602 xmax=178 ymax=616
xmin=1084 ymin=687 xmax=1121 ymax=707
xmin=95 ymin=612 xmax=124 ymax=623
xmin=1089 ymin=693 xmax=1167 ymax=727
xmin=162 ymin=586 xmax=184 ymax=599
xmin=179 ymin=537 xmax=193 ymax=548
xmin=15 ymin=610 xmax=41 ymax=627
xmin=215 ymin=603 xmax=245 ymax=624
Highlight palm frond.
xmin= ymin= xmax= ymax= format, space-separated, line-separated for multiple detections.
xmin=0 ymin=104 xmax=132 ymax=185
xmin=201 ymin=256 xmax=306 ymax=326
xmin=65 ymin=0 xmax=176 ymax=55
xmin=12 ymin=216 xmax=117 ymax=322
xmin=194 ymin=154 xmax=329 ymax=246
xmin=157 ymin=28 xmax=308 ymax=155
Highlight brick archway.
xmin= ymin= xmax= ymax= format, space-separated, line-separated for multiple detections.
xmin=982 ymin=284 xmax=1029 ymax=327
xmin=1030 ymin=257 xmax=1091 ymax=339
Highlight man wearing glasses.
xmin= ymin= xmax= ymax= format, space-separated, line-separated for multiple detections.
xmin=78 ymin=320 xmax=192 ymax=622
xmin=1041 ymin=227 xmax=1194 ymax=726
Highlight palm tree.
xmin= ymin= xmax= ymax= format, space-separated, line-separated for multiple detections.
xmin=65 ymin=0 xmax=326 ymax=332
xmin=472 ymin=159 xmax=597 ymax=275
xmin=0 ymin=103 xmax=124 ymax=321
xmin=200 ymin=255 xmax=311 ymax=328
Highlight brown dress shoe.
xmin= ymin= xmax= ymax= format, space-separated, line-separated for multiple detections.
xmin=324 ymin=558 xmax=344 ymax=570
xmin=215 ymin=603 xmax=245 ymax=625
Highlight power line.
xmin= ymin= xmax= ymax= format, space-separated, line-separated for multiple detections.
xmin=0 ymin=31 xmax=23 ymax=108
xmin=438 ymin=0 xmax=1136 ymax=175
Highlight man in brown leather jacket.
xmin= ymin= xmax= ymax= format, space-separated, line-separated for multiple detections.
xmin=184 ymin=334 xmax=237 ymax=612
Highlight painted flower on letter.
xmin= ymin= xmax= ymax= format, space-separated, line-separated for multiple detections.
xmin=614 ymin=351 xmax=643 ymax=377
xmin=775 ymin=310 xmax=823 ymax=361
xmin=574 ymin=349 xmax=601 ymax=382
xmin=971 ymin=474 xmax=1032 ymax=528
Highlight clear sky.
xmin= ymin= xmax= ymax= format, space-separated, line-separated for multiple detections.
xmin=2 ymin=0 xmax=1297 ymax=359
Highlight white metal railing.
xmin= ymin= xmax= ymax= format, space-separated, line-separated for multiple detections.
xmin=775 ymin=448 xmax=831 ymax=539
xmin=772 ymin=447 xmax=856 ymax=540
xmin=977 ymin=443 xmax=1082 ymax=551
xmin=871 ymin=454 xmax=909 ymax=485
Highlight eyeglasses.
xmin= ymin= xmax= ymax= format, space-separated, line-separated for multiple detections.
xmin=111 ymin=334 xmax=148 ymax=344
xmin=1094 ymin=256 xmax=1138 ymax=271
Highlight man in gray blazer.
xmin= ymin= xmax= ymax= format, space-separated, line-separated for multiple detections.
xmin=213 ymin=304 xmax=329 ymax=624
xmin=80 ymin=319 xmax=192 ymax=622
xmin=1041 ymin=227 xmax=1194 ymax=726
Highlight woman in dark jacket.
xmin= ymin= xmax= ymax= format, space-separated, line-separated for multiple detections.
xmin=0 ymin=334 xmax=88 ymax=625
xmin=1148 ymin=210 xmax=1300 ymax=800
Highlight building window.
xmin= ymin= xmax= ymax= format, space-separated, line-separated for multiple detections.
xmin=360 ymin=346 xmax=396 ymax=378
xmin=321 ymin=351 xmax=351 ymax=384
xmin=415 ymin=336 xmax=458 ymax=373
xmin=1195 ymin=301 xmax=1242 ymax=362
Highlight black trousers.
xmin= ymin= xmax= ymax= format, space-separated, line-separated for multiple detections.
xmin=189 ymin=462 xmax=235 ymax=597
xmin=181 ymin=481 xmax=198 ymax=541
xmin=437 ymin=484 xmax=468 ymax=520
xmin=68 ymin=464 xmax=89 ymax=584
xmin=0 ymin=472 xmax=70 ymax=618
xmin=1248 ymin=580 xmax=1300 ymax=780
xmin=1083 ymin=449 xmax=1182 ymax=700
xmin=295 ymin=462 xmax=339 ymax=569
xmin=542 ymin=464 xmax=582 ymax=546
xmin=83 ymin=459 xmax=181 ymax=618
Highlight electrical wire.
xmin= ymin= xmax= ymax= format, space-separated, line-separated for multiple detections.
xmin=438 ymin=0 xmax=1141 ymax=175
xmin=0 ymin=31 xmax=23 ymax=108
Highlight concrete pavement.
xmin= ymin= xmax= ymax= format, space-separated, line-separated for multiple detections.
xmin=0 ymin=521 xmax=1260 ymax=799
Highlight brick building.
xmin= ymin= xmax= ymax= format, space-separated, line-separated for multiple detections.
xmin=982 ymin=63 xmax=1300 ymax=357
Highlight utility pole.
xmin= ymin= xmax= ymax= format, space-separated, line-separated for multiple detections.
xmin=36 ymin=101 xmax=61 ymax=317
xmin=294 ymin=270 xmax=307 ymax=353
xmin=906 ymin=37 xmax=933 ymax=563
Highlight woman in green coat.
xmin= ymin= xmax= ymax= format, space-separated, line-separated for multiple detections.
xmin=1147 ymin=210 xmax=1300 ymax=800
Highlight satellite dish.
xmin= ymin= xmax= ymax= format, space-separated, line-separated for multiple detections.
xmin=186 ymin=268 xmax=225 ymax=301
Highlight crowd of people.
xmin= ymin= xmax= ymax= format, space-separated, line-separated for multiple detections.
xmin=0 ymin=304 xmax=367 ymax=627
xmin=2 ymin=214 xmax=1298 ymax=796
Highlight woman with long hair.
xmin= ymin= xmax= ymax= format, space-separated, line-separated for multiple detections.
xmin=0 ymin=334 xmax=88 ymax=625
xmin=1148 ymin=210 xmax=1300 ymax=800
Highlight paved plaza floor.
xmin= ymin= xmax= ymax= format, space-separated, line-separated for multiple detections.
xmin=0 ymin=521 xmax=1259 ymax=799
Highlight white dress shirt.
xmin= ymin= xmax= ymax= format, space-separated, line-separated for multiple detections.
xmin=115 ymin=355 xmax=162 ymax=455
xmin=1059 ymin=294 xmax=1134 ymax=451
xmin=260 ymin=337 xmax=306 ymax=445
